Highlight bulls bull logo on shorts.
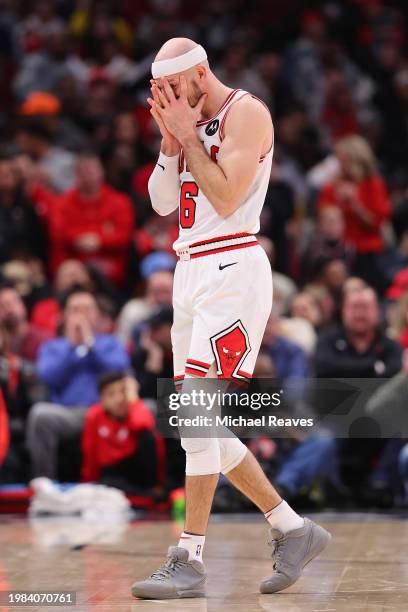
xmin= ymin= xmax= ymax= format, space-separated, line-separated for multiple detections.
xmin=210 ymin=320 xmax=251 ymax=380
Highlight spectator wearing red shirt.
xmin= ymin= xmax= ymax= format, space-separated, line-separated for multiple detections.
xmin=81 ymin=372 xmax=164 ymax=494
xmin=318 ymin=135 xmax=391 ymax=290
xmin=51 ymin=153 xmax=134 ymax=286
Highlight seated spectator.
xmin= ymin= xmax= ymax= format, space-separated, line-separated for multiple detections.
xmin=261 ymin=162 xmax=295 ymax=275
xmin=315 ymin=286 xmax=402 ymax=378
xmin=320 ymin=68 xmax=359 ymax=143
xmin=132 ymin=306 xmax=174 ymax=400
xmin=135 ymin=212 xmax=179 ymax=257
xmin=258 ymin=236 xmax=297 ymax=313
xmin=302 ymin=206 xmax=354 ymax=283
xmin=0 ymin=324 xmax=36 ymax=421
xmin=1 ymin=259 xmax=50 ymax=313
xmin=81 ymin=372 xmax=164 ymax=495
xmin=272 ymin=435 xmax=341 ymax=504
xmin=26 ymin=288 xmax=129 ymax=479
xmin=318 ymin=135 xmax=391 ymax=290
xmin=365 ymin=350 xmax=408 ymax=505
xmin=17 ymin=0 xmax=65 ymax=53
xmin=15 ymin=117 xmax=76 ymax=192
xmin=316 ymin=286 xmax=402 ymax=502
xmin=0 ymin=286 xmax=51 ymax=361
xmin=52 ymin=153 xmax=134 ymax=286
xmin=303 ymin=285 xmax=336 ymax=328
xmin=30 ymin=259 xmax=93 ymax=335
xmin=117 ymin=270 xmax=173 ymax=345
xmin=306 ymin=257 xmax=349 ymax=303
xmin=289 ymin=291 xmax=323 ymax=331
xmin=0 ymin=324 xmax=36 ymax=483
xmin=261 ymin=314 xmax=309 ymax=403
xmin=0 ymin=156 xmax=47 ymax=263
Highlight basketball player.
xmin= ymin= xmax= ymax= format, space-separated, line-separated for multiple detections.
xmin=131 ymin=38 xmax=331 ymax=600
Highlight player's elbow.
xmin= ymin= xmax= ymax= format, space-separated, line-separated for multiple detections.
xmin=216 ymin=196 xmax=241 ymax=218
xmin=149 ymin=188 xmax=176 ymax=216
xmin=152 ymin=201 xmax=172 ymax=216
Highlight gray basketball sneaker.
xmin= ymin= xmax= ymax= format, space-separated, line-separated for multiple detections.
xmin=131 ymin=546 xmax=206 ymax=599
xmin=260 ymin=518 xmax=331 ymax=594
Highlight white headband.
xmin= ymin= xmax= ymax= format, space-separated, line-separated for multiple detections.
xmin=152 ymin=45 xmax=207 ymax=78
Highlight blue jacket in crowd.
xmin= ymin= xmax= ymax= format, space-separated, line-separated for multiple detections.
xmin=37 ymin=335 xmax=130 ymax=407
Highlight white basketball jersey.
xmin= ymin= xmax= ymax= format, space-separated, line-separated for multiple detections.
xmin=173 ymin=89 xmax=274 ymax=250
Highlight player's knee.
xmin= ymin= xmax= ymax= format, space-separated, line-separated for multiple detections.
xmin=219 ymin=435 xmax=247 ymax=474
xmin=181 ymin=436 xmax=221 ymax=475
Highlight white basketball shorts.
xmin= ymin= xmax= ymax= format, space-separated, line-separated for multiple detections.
xmin=172 ymin=233 xmax=273 ymax=387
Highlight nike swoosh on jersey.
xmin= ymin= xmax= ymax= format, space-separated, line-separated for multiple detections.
xmin=157 ymin=163 xmax=165 ymax=171
xmin=219 ymin=262 xmax=238 ymax=271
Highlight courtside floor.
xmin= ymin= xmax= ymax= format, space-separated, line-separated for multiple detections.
xmin=1 ymin=512 xmax=407 ymax=612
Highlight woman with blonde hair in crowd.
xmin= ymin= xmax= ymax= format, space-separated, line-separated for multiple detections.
xmin=318 ymin=135 xmax=391 ymax=290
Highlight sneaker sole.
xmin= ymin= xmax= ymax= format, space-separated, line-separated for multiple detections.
xmin=131 ymin=585 xmax=206 ymax=600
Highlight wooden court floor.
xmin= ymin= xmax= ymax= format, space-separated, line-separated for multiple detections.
xmin=1 ymin=513 xmax=408 ymax=612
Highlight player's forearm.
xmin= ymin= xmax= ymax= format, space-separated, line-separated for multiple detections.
xmin=180 ymin=132 xmax=237 ymax=217
xmin=148 ymin=152 xmax=180 ymax=215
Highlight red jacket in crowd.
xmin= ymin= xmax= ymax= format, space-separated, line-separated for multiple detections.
xmin=31 ymin=183 xmax=134 ymax=285
xmin=81 ymin=399 xmax=160 ymax=483
xmin=318 ymin=176 xmax=391 ymax=253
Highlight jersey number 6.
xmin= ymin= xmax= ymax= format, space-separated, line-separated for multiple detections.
xmin=179 ymin=181 xmax=198 ymax=229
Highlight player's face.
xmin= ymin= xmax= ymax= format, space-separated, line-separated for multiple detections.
xmin=162 ymin=70 xmax=204 ymax=107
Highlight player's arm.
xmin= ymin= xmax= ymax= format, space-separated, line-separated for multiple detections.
xmin=147 ymin=85 xmax=180 ymax=216
xmin=180 ymin=97 xmax=272 ymax=217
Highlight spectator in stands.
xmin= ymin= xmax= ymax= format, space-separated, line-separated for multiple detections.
xmin=17 ymin=0 xmax=65 ymax=54
xmin=15 ymin=118 xmax=76 ymax=192
xmin=261 ymin=162 xmax=295 ymax=275
xmin=13 ymin=28 xmax=79 ymax=101
xmin=0 ymin=324 xmax=35 ymax=422
xmin=0 ymin=156 xmax=47 ymax=263
xmin=117 ymin=270 xmax=173 ymax=345
xmin=30 ymin=260 xmax=93 ymax=335
xmin=289 ymin=291 xmax=323 ymax=331
xmin=315 ymin=286 xmax=402 ymax=378
xmin=53 ymin=153 xmax=134 ymax=286
xmin=316 ymin=286 xmax=402 ymax=502
xmin=365 ymin=349 xmax=408 ymax=505
xmin=132 ymin=306 xmax=174 ymax=400
xmin=0 ymin=286 xmax=51 ymax=361
xmin=306 ymin=257 xmax=349 ymax=303
xmin=26 ymin=288 xmax=129 ymax=479
xmin=81 ymin=372 xmax=164 ymax=495
xmin=302 ymin=206 xmax=354 ymax=283
xmin=318 ymin=135 xmax=391 ymax=290
xmin=261 ymin=314 xmax=309 ymax=403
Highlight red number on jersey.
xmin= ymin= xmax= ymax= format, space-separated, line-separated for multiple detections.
xmin=210 ymin=145 xmax=220 ymax=162
xmin=180 ymin=181 xmax=199 ymax=228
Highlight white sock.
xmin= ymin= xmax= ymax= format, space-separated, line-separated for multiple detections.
xmin=264 ymin=500 xmax=304 ymax=534
xmin=178 ymin=531 xmax=205 ymax=562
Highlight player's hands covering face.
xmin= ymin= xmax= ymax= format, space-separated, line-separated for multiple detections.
xmin=148 ymin=75 xmax=207 ymax=143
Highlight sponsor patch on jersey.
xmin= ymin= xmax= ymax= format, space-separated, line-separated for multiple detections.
xmin=205 ymin=119 xmax=219 ymax=136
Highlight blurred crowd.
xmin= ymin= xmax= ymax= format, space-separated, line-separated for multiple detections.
xmin=1 ymin=0 xmax=408 ymax=511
